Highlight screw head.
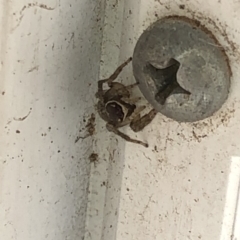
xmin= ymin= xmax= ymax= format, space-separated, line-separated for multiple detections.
xmin=132 ymin=16 xmax=231 ymax=122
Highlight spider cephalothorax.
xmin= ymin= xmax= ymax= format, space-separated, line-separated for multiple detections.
xmin=96 ymin=57 xmax=157 ymax=147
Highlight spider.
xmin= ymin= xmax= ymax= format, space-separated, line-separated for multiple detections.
xmin=95 ymin=57 xmax=157 ymax=147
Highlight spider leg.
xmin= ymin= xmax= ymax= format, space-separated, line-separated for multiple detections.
xmin=106 ymin=123 xmax=148 ymax=147
xmin=126 ymin=82 xmax=138 ymax=87
xmin=115 ymin=106 xmax=146 ymax=128
xmin=121 ymin=97 xmax=141 ymax=104
xmin=121 ymin=82 xmax=139 ymax=91
xmin=96 ymin=79 xmax=109 ymax=100
xmin=108 ymin=82 xmax=139 ymax=99
xmin=109 ymin=82 xmax=138 ymax=90
xmin=106 ymin=57 xmax=132 ymax=85
xmin=128 ymin=106 xmax=146 ymax=120
xmin=96 ymin=79 xmax=106 ymax=99
xmin=130 ymin=109 xmax=157 ymax=132
xmin=96 ymin=57 xmax=132 ymax=99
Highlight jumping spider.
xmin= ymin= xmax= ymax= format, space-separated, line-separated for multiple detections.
xmin=96 ymin=57 xmax=157 ymax=147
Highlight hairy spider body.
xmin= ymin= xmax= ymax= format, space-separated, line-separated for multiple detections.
xmin=96 ymin=57 xmax=157 ymax=147
xmin=97 ymin=91 xmax=135 ymax=122
xmin=105 ymin=100 xmax=136 ymax=124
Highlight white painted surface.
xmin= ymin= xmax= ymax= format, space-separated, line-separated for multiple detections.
xmin=1 ymin=0 xmax=240 ymax=240
xmin=232 ymin=168 xmax=240 ymax=240
xmin=0 ymin=0 xmax=105 ymax=239
xmin=86 ymin=0 xmax=240 ymax=240
xmin=220 ymin=157 xmax=240 ymax=240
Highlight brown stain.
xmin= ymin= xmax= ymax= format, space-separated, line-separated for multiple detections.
xmin=20 ymin=3 xmax=55 ymax=15
xmin=13 ymin=109 xmax=32 ymax=121
xmin=89 ymin=153 xmax=98 ymax=163
xmin=176 ymin=101 xmax=236 ymax=143
xmin=153 ymin=145 xmax=159 ymax=152
xmin=38 ymin=4 xmax=55 ymax=10
xmin=108 ymin=149 xmax=116 ymax=163
xmin=153 ymin=97 xmax=236 ymax=145
xmin=75 ymin=113 xmax=96 ymax=143
xmin=28 ymin=65 xmax=39 ymax=73
xmin=67 ymin=32 xmax=76 ymax=49
xmin=12 ymin=2 xmax=55 ymax=31
xmin=192 ymin=130 xmax=207 ymax=142
xmin=179 ymin=4 xmax=185 ymax=10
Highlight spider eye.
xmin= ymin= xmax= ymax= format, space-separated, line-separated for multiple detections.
xmin=106 ymin=102 xmax=124 ymax=122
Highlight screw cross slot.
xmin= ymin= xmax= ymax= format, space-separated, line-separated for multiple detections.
xmin=146 ymin=58 xmax=191 ymax=105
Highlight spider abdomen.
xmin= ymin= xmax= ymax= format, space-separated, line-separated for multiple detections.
xmin=105 ymin=100 xmax=136 ymax=124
